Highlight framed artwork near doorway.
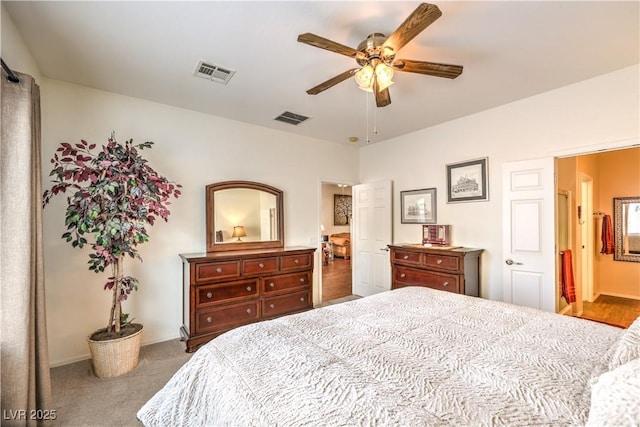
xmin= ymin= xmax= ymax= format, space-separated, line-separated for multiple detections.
xmin=446 ymin=157 xmax=489 ymax=203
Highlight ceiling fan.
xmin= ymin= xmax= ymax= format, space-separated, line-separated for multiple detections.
xmin=297 ymin=2 xmax=463 ymax=108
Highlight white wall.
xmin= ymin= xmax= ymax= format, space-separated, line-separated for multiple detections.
xmin=1 ymin=4 xmax=41 ymax=80
xmin=39 ymin=79 xmax=359 ymax=366
xmin=360 ymin=65 xmax=640 ymax=302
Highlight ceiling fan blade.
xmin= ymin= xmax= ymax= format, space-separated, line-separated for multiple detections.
xmin=374 ymin=80 xmax=391 ymax=108
xmin=298 ymin=33 xmax=365 ymax=60
xmin=393 ymin=59 xmax=463 ymax=79
xmin=306 ymin=68 xmax=359 ymax=95
xmin=383 ymin=3 xmax=442 ymax=53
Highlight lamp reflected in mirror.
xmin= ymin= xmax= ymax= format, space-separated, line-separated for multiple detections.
xmin=232 ymin=225 xmax=246 ymax=242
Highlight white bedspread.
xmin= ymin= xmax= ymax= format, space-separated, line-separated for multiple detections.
xmin=138 ymin=287 xmax=622 ymax=426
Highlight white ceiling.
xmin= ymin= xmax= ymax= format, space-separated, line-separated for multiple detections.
xmin=4 ymin=1 xmax=639 ymax=147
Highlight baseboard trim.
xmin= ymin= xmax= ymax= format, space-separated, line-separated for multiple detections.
xmin=49 ymin=333 xmax=182 ymax=368
xmin=559 ymin=305 xmax=572 ymax=315
xmin=599 ymin=291 xmax=640 ymax=301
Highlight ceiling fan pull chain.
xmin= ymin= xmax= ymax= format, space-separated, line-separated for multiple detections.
xmin=366 ymin=90 xmax=370 ymax=144
xmin=373 ymin=99 xmax=378 ymax=136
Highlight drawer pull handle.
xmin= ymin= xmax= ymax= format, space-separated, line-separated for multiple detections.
xmin=403 ymin=255 xmax=409 ymax=260
xmin=400 ymin=273 xmax=406 ymax=278
xmin=259 ymin=263 xmax=264 ymax=268
xmin=299 ymin=278 xmax=305 ymax=283
xmin=294 ymin=259 xmax=300 ymax=264
xmin=300 ymin=297 xmax=305 ymax=302
xmin=246 ymin=308 xmax=252 ymax=314
xmin=246 ymin=286 xmax=252 ymax=292
xmin=443 ymin=281 xmax=449 ymax=287
xmin=206 ymin=292 xmax=213 ymax=299
xmin=216 ymin=267 xmax=222 ymax=273
xmin=437 ymin=259 xmax=443 ymax=264
xmin=270 ymin=304 xmax=275 ymax=309
xmin=206 ymin=317 xmax=212 ymax=323
xmin=269 ymin=282 xmax=275 ymax=288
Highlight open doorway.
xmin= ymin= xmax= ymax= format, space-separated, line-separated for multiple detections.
xmin=319 ymin=182 xmax=353 ymax=304
xmin=556 ymin=147 xmax=640 ymax=328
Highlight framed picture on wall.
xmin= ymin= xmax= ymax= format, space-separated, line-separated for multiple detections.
xmin=334 ymin=194 xmax=352 ymax=225
xmin=401 ymin=188 xmax=437 ymax=224
xmin=446 ymin=157 xmax=489 ymax=203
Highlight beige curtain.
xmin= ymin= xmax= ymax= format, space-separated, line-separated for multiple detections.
xmin=1 ymin=69 xmax=52 ymax=425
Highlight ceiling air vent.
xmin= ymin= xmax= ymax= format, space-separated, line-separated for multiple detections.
xmin=274 ymin=111 xmax=309 ymax=126
xmin=193 ymin=60 xmax=235 ymax=85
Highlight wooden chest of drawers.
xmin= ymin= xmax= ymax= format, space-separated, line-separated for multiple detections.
xmin=389 ymin=245 xmax=482 ymax=297
xmin=180 ymin=247 xmax=315 ymax=352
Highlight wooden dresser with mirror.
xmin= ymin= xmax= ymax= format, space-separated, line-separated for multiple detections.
xmin=180 ymin=181 xmax=315 ymax=352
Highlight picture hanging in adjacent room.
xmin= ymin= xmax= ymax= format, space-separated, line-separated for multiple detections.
xmin=401 ymin=188 xmax=437 ymax=224
xmin=446 ymin=157 xmax=489 ymax=203
xmin=334 ymin=194 xmax=352 ymax=225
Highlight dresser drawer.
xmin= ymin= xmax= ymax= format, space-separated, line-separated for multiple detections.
xmin=195 ymin=301 xmax=260 ymax=334
xmin=394 ymin=267 xmax=460 ymax=293
xmin=424 ymin=253 xmax=460 ymax=272
xmin=194 ymin=260 xmax=241 ymax=283
xmin=243 ymin=257 xmax=279 ymax=275
xmin=262 ymin=272 xmax=310 ymax=295
xmin=196 ymin=280 xmax=258 ymax=308
xmin=262 ymin=291 xmax=310 ymax=318
xmin=393 ymin=250 xmax=422 ymax=265
xmin=281 ymin=253 xmax=311 ymax=270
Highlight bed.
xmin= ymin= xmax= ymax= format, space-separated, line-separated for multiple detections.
xmin=138 ymin=287 xmax=640 ymax=426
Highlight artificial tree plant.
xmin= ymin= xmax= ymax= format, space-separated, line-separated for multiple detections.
xmin=43 ymin=134 xmax=181 ymax=339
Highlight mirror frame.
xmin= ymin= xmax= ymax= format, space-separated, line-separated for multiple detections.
xmin=613 ymin=196 xmax=640 ymax=263
xmin=206 ymin=181 xmax=284 ymax=253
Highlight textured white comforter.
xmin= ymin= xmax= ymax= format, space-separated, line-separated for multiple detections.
xmin=138 ymin=287 xmax=622 ymax=426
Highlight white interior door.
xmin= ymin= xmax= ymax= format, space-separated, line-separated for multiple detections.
xmin=352 ymin=180 xmax=392 ymax=297
xmin=502 ymin=158 xmax=556 ymax=312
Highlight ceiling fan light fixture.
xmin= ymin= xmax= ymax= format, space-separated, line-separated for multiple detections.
xmin=375 ymin=63 xmax=394 ymax=91
xmin=355 ymin=64 xmax=374 ymax=91
xmin=298 ymin=2 xmax=462 ymax=107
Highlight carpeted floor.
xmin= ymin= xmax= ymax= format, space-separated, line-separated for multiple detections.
xmin=50 ymin=338 xmax=192 ymax=426
xmin=49 ymin=297 xmax=360 ymax=426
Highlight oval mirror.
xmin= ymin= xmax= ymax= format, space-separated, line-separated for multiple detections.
xmin=206 ymin=181 xmax=284 ymax=252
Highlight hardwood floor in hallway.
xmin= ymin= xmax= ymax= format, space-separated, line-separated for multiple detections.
xmin=321 ymin=256 xmax=352 ymax=302
xmin=578 ymin=295 xmax=640 ymax=328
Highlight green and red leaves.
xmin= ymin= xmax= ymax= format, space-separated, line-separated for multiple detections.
xmin=43 ymin=135 xmax=181 ymax=301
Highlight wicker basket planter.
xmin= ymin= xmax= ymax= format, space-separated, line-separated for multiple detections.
xmin=87 ymin=324 xmax=143 ymax=378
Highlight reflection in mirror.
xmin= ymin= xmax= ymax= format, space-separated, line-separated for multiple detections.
xmin=206 ymin=181 xmax=284 ymax=252
xmin=614 ymin=196 xmax=640 ymax=262
xmin=214 ymin=189 xmax=277 ymax=244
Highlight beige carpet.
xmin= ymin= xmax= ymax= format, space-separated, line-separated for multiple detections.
xmin=50 ymin=338 xmax=191 ymax=426
xmin=50 ymin=298 xmax=361 ymax=426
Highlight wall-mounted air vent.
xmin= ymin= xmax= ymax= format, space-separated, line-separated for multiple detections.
xmin=193 ymin=60 xmax=235 ymax=85
xmin=274 ymin=111 xmax=310 ymax=126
